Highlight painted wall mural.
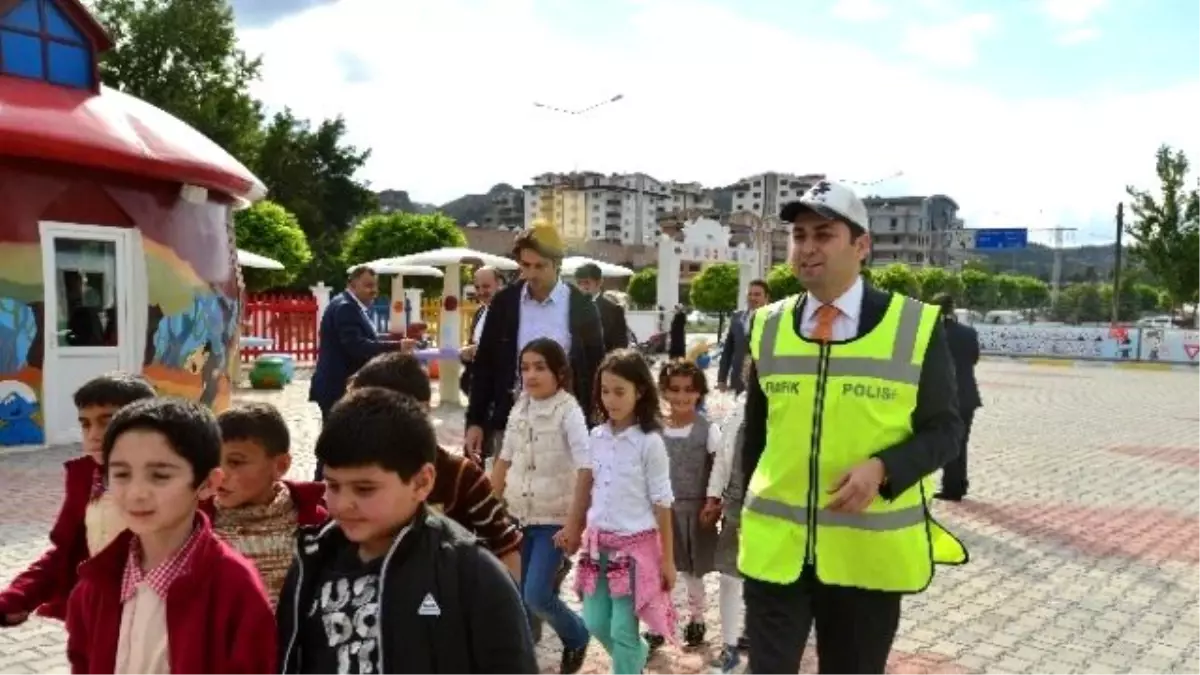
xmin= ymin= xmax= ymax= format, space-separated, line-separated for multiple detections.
xmin=977 ymin=324 xmax=1199 ymax=365
xmin=0 ymin=159 xmax=242 ymax=448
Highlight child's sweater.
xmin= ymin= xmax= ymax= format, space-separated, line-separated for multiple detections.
xmin=207 ymin=480 xmax=327 ymax=607
xmin=499 ymin=390 xmax=590 ymax=526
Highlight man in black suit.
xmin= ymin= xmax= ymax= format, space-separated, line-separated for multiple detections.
xmin=574 ymin=262 xmax=629 ymax=353
xmin=464 ymin=226 xmax=605 ymax=462
xmin=739 ymin=181 xmax=964 ymax=674
xmin=309 ymin=265 xmax=410 ymax=478
xmin=460 ymin=265 xmax=503 ymax=396
xmin=932 ymin=293 xmax=981 ymax=501
xmin=718 ymin=279 xmax=770 ymax=394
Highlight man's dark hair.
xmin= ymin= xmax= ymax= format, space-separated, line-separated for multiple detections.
xmin=315 ymin=387 xmax=436 ymax=479
xmin=932 ymin=292 xmax=956 ymax=317
xmin=74 ymin=372 xmax=156 ymax=410
xmin=748 ymin=279 xmax=770 ymax=298
xmin=348 ymin=265 xmax=376 ymax=282
xmin=348 ymin=352 xmax=432 ymax=403
xmin=217 ymin=403 xmax=290 ymax=457
xmin=512 ymin=228 xmax=562 ymax=263
xmin=575 ymin=263 xmax=603 ymax=281
xmin=102 ymin=397 xmax=221 ymax=488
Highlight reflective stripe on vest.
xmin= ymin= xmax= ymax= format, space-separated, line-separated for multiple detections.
xmin=738 ymin=292 xmax=968 ymax=592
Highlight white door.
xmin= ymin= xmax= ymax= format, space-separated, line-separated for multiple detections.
xmin=40 ymin=222 xmax=139 ymax=446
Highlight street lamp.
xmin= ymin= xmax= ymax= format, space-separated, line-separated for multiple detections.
xmin=531 ymin=94 xmax=627 ymax=244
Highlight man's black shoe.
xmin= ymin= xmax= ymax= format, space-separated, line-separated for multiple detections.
xmin=561 ymin=644 xmax=588 ymax=674
xmin=934 ymin=491 xmax=964 ymax=502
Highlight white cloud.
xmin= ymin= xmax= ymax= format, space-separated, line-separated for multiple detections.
xmin=830 ymin=0 xmax=890 ymax=22
xmin=237 ymin=0 xmax=1199 ymax=242
xmin=1057 ymin=26 xmax=1101 ymax=45
xmin=1039 ymin=0 xmax=1107 ymax=24
xmin=900 ymin=13 xmax=998 ymax=69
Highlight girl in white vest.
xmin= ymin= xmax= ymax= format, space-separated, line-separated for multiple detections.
xmin=491 ymin=338 xmax=592 ymax=674
xmin=644 ymin=360 xmax=723 ymax=651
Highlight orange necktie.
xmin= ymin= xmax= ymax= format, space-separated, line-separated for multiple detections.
xmin=812 ymin=304 xmax=841 ymax=342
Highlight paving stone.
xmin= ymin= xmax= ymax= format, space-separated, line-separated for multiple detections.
xmin=1 ymin=360 xmax=1197 ymax=673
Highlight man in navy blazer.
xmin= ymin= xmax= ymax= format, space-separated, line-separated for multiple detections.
xmin=309 ymin=265 xmax=407 ymax=478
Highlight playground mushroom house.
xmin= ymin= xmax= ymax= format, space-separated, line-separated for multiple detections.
xmin=0 ymin=0 xmax=267 ymax=450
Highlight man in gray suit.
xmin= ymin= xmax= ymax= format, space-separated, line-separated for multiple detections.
xmin=717 ymin=279 xmax=770 ymax=394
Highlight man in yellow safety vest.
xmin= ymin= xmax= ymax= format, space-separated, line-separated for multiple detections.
xmin=738 ymin=180 xmax=969 ymax=674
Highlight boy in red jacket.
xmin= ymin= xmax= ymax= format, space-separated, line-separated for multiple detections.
xmin=0 ymin=372 xmax=156 ymax=627
xmin=66 ymin=397 xmax=276 ymax=674
xmin=207 ymin=402 xmax=327 ymax=607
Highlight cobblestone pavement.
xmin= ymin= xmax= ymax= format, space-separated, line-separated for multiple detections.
xmin=2 ymin=360 xmax=1197 ymax=674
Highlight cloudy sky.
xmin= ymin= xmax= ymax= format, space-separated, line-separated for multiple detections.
xmin=233 ymin=0 xmax=1199 ymax=246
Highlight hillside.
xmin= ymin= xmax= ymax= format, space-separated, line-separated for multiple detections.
xmin=437 ymin=183 xmax=517 ymax=224
xmin=974 ymin=243 xmax=1120 ymax=282
xmin=377 ymin=189 xmax=435 ymax=214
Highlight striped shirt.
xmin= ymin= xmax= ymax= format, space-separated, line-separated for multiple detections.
xmin=430 ymin=447 xmax=522 ymax=557
xmin=120 ymin=524 xmax=203 ymax=602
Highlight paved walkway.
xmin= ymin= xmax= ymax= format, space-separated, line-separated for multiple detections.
xmin=1 ymin=360 xmax=1197 ymax=673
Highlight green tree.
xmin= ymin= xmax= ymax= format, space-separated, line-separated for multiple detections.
xmin=93 ymin=0 xmax=264 ymax=164
xmin=915 ymin=267 xmax=962 ymax=302
xmin=1015 ymin=276 xmax=1050 ymax=319
xmin=233 ymin=200 xmax=312 ymax=291
xmin=860 ymin=266 xmax=874 ymax=285
xmin=1131 ymin=283 xmax=1164 ymax=313
xmin=1099 ymin=283 xmax=1140 ymax=322
xmin=960 ymin=269 xmax=996 ymax=311
xmin=689 ymin=263 xmax=740 ymax=316
xmin=993 ymin=274 xmax=1023 ymax=309
xmin=342 ymin=213 xmax=466 ymax=291
xmin=626 ymin=267 xmax=658 ymax=309
xmin=1053 ymin=283 xmax=1105 ymax=323
xmin=255 ymin=111 xmax=378 ymax=286
xmin=766 ymin=263 xmax=802 ymax=300
xmin=1125 ymin=144 xmax=1200 ymax=313
xmin=871 ymin=263 xmax=921 ymax=298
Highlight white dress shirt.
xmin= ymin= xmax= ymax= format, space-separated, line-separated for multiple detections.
xmin=517 ymin=280 xmax=572 ymax=355
xmin=586 ymin=424 xmax=674 ymax=535
xmin=798 ymin=276 xmax=864 ymax=341
xmin=472 ymin=305 xmax=488 ymax=344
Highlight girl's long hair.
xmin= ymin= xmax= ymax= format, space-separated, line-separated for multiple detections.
xmin=519 ymin=337 xmax=573 ymax=392
xmin=592 ymin=348 xmax=662 ymax=433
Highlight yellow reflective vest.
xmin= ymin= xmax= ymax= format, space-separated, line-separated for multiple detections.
xmin=738 ymin=292 xmax=968 ymax=592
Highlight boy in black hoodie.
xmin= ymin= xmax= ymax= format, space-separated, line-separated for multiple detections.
xmin=277 ymin=387 xmax=537 ymax=674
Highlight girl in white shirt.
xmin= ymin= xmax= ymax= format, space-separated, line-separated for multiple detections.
xmin=491 ymin=338 xmax=592 ymax=674
xmin=574 ymin=349 xmax=676 ymax=675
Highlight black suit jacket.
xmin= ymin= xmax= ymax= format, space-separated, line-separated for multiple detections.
xmin=943 ymin=318 xmax=981 ymax=411
xmin=309 ymin=291 xmax=392 ymax=408
xmin=460 ymin=305 xmax=488 ymax=396
xmin=596 ymin=293 xmax=630 ymax=353
xmin=741 ymin=285 xmax=963 ymax=500
xmin=466 ymin=281 xmax=605 ymax=431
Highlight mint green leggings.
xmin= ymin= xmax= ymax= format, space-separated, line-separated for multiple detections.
xmin=581 ymin=554 xmax=648 ymax=674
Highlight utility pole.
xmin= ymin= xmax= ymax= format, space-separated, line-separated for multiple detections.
xmin=1112 ymin=203 xmax=1124 ymax=323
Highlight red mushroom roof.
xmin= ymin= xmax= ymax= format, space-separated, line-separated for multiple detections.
xmin=0 ymin=75 xmax=267 ymax=204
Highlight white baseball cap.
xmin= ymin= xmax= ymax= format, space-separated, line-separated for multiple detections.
xmin=783 ymin=180 xmax=869 ymax=234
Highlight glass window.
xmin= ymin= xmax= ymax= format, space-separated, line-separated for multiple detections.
xmin=53 ymin=238 xmax=118 ymax=348
xmin=0 ymin=0 xmax=94 ymax=88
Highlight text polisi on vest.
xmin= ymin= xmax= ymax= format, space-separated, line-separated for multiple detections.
xmin=841 ymin=381 xmax=897 ymax=400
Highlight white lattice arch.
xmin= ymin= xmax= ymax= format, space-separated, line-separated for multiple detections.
xmin=656 ymin=217 xmax=760 ymax=328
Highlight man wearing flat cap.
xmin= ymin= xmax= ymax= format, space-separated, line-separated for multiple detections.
xmin=464 ymin=222 xmax=605 ymax=462
xmin=737 ymin=180 xmax=968 ymax=673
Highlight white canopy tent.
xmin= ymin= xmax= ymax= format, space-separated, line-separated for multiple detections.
xmin=236 ymin=249 xmax=285 ymax=270
xmin=561 ymin=256 xmax=634 ymax=278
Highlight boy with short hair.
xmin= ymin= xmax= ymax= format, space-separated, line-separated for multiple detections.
xmin=277 ymin=387 xmax=537 ymax=674
xmin=0 ymin=372 xmax=156 ymax=627
xmin=347 ymin=351 xmax=523 ymax=578
xmin=207 ymin=402 xmax=327 ymax=607
xmin=65 ymin=397 xmax=277 ymax=674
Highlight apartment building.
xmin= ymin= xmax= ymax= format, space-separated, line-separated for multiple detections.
xmin=863 ymin=194 xmax=962 ymax=267
xmin=523 ymin=172 xmax=671 ymax=245
xmin=478 ymin=188 xmax=525 ymax=230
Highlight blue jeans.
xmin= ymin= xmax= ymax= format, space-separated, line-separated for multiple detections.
xmin=521 ymin=525 xmax=589 ymax=651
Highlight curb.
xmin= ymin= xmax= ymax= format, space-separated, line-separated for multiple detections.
xmin=983 ymin=355 xmax=1197 ymax=372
